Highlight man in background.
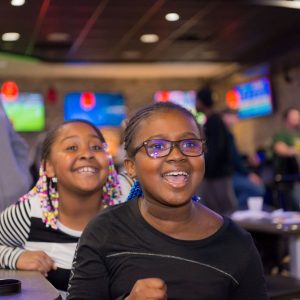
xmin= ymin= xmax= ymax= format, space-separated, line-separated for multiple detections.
xmin=221 ymin=108 xmax=265 ymax=209
xmin=196 ymin=88 xmax=237 ymax=214
xmin=0 ymin=99 xmax=32 ymax=211
xmin=273 ymin=107 xmax=300 ymax=210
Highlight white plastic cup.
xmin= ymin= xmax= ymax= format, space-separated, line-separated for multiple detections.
xmin=247 ymin=197 xmax=263 ymax=212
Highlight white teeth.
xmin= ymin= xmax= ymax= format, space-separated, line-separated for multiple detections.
xmin=78 ymin=167 xmax=97 ymax=173
xmin=164 ymin=171 xmax=188 ymax=176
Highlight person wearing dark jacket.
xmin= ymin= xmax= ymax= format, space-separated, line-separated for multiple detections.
xmin=221 ymin=108 xmax=265 ymax=209
xmin=196 ymin=88 xmax=237 ymax=214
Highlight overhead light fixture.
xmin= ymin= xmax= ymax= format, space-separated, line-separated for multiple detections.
xmin=11 ymin=0 xmax=25 ymax=6
xmin=140 ymin=34 xmax=159 ymax=43
xmin=253 ymin=0 xmax=300 ymax=9
xmin=165 ymin=13 xmax=180 ymax=21
xmin=1 ymin=32 xmax=20 ymax=42
xmin=47 ymin=32 xmax=70 ymax=42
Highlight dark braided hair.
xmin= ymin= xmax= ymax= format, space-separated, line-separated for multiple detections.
xmin=124 ymin=102 xmax=203 ymax=157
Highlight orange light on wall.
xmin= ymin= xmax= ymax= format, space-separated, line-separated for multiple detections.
xmin=80 ymin=92 xmax=96 ymax=111
xmin=156 ymin=91 xmax=170 ymax=102
xmin=225 ymin=89 xmax=240 ymax=110
xmin=1 ymin=81 xmax=19 ymax=101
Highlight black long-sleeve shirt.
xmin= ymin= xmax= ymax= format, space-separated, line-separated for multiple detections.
xmin=67 ymin=199 xmax=268 ymax=300
xmin=227 ymin=130 xmax=250 ymax=176
xmin=204 ymin=113 xmax=233 ymax=178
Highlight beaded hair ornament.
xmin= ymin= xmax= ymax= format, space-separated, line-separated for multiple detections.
xmin=19 ymin=144 xmax=121 ymax=229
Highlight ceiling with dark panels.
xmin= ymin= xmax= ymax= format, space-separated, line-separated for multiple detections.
xmin=0 ymin=0 xmax=300 ymax=67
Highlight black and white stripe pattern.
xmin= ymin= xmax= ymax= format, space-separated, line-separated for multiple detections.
xmin=0 ymin=194 xmax=80 ymax=272
xmin=0 ymin=199 xmax=31 ymax=268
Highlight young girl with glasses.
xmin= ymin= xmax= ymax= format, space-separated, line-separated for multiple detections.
xmin=67 ymin=103 xmax=268 ymax=300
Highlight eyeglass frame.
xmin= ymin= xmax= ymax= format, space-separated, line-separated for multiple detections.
xmin=131 ymin=138 xmax=206 ymax=158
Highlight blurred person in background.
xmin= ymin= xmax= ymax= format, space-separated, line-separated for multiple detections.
xmin=221 ymin=108 xmax=265 ymax=210
xmin=113 ymin=118 xmax=133 ymax=202
xmin=272 ymin=107 xmax=300 ymax=210
xmin=195 ymin=88 xmax=237 ymax=214
xmin=0 ymin=98 xmax=32 ymax=212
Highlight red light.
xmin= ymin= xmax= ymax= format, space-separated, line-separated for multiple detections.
xmin=46 ymin=87 xmax=57 ymax=103
xmin=225 ymin=89 xmax=240 ymax=110
xmin=1 ymin=81 xmax=19 ymax=101
xmin=156 ymin=91 xmax=170 ymax=102
xmin=80 ymin=92 xmax=96 ymax=111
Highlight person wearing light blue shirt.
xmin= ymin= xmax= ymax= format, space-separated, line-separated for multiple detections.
xmin=0 ymin=99 xmax=32 ymax=211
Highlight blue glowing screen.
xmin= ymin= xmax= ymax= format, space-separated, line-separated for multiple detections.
xmin=235 ymin=77 xmax=273 ymax=119
xmin=64 ymin=92 xmax=127 ymax=127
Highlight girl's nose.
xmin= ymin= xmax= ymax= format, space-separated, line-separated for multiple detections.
xmin=79 ymin=148 xmax=94 ymax=159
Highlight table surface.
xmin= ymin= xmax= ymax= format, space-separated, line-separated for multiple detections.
xmin=267 ymin=275 xmax=300 ymax=298
xmin=0 ymin=269 xmax=61 ymax=300
xmin=235 ymin=216 xmax=300 ymax=280
xmin=235 ymin=217 xmax=300 ymax=235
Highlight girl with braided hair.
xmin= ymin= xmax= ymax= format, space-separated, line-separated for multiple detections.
xmin=67 ymin=103 xmax=267 ymax=300
xmin=0 ymin=119 xmax=121 ymax=297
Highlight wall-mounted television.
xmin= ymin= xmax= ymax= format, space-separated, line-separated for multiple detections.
xmin=154 ymin=90 xmax=196 ymax=112
xmin=226 ymin=77 xmax=273 ymax=119
xmin=153 ymin=90 xmax=206 ymax=124
xmin=1 ymin=92 xmax=45 ymax=132
xmin=64 ymin=92 xmax=127 ymax=127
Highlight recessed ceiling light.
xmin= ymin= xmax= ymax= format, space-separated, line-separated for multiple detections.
xmin=254 ymin=0 xmax=300 ymax=9
xmin=165 ymin=13 xmax=180 ymax=22
xmin=47 ymin=32 xmax=70 ymax=42
xmin=11 ymin=0 xmax=25 ymax=6
xmin=140 ymin=34 xmax=159 ymax=43
xmin=2 ymin=32 xmax=20 ymax=42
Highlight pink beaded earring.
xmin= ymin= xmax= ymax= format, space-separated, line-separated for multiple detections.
xmin=19 ymin=163 xmax=60 ymax=229
xmin=47 ymin=176 xmax=59 ymax=229
xmin=19 ymin=163 xmax=47 ymax=201
xmin=102 ymin=145 xmax=121 ymax=207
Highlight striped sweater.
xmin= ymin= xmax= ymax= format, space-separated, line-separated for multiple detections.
xmin=0 ymin=194 xmax=81 ymax=291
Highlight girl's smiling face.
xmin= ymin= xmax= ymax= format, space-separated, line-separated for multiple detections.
xmin=45 ymin=122 xmax=109 ymax=195
xmin=125 ymin=109 xmax=205 ymax=207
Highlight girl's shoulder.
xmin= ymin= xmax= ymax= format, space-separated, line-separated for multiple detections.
xmin=88 ymin=201 xmax=132 ymax=230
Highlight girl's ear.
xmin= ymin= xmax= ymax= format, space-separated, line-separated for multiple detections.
xmin=123 ymin=157 xmax=136 ymax=179
xmin=45 ymin=160 xmax=55 ymax=178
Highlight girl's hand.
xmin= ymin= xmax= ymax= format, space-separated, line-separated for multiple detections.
xmin=125 ymin=278 xmax=167 ymax=300
xmin=16 ymin=250 xmax=57 ymax=277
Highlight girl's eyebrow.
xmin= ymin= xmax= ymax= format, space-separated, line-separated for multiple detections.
xmin=146 ymin=132 xmax=199 ymax=140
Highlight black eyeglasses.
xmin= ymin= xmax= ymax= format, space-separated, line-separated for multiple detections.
xmin=132 ymin=138 xmax=206 ymax=158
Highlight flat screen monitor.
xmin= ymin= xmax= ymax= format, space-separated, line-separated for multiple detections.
xmin=154 ymin=90 xmax=196 ymax=112
xmin=1 ymin=92 xmax=45 ymax=132
xmin=153 ymin=90 xmax=206 ymax=124
xmin=226 ymin=77 xmax=273 ymax=119
xmin=64 ymin=92 xmax=127 ymax=127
